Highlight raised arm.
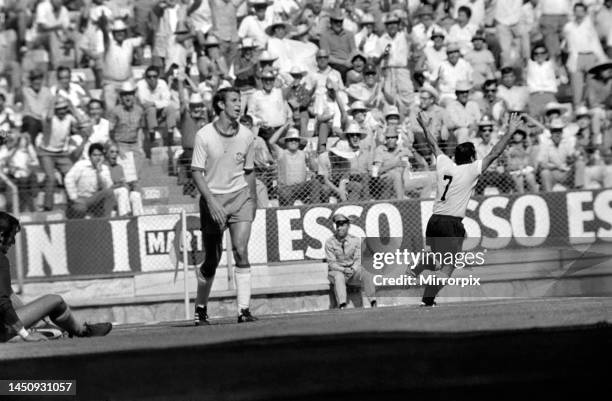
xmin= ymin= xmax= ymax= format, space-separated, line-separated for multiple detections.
xmin=416 ymin=111 xmax=443 ymax=157
xmin=482 ymin=112 xmax=522 ymax=172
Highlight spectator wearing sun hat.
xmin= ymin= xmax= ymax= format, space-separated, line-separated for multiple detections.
xmin=248 ymin=69 xmax=290 ymax=141
xmin=38 ymin=97 xmax=78 ymax=211
xmin=411 ymin=5 xmax=442 ymax=51
xmin=464 ymin=30 xmax=496 ymax=89
xmin=238 ymin=0 xmax=274 ymax=49
xmin=538 ymin=118 xmax=579 ymax=191
xmin=419 ymin=29 xmax=447 ymax=83
xmin=408 ymin=84 xmax=449 ymax=160
xmin=445 ymin=80 xmax=481 ymax=146
xmin=354 ymin=13 xmax=379 ymax=58
xmin=101 ymin=19 xmax=144 ymax=111
xmin=436 ymin=42 xmax=474 ymax=104
xmin=268 ymin=125 xmax=321 ymax=205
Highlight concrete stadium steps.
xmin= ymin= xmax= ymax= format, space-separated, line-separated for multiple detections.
xmin=140 ymin=146 xmax=195 ymax=206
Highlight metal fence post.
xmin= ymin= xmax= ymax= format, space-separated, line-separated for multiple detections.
xmin=181 ymin=209 xmax=190 ymax=320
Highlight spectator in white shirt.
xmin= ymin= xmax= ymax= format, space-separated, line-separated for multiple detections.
xmin=464 ymin=30 xmax=495 ymax=89
xmin=538 ymin=119 xmax=579 ymax=191
xmin=50 ymin=66 xmax=90 ymax=115
xmin=494 ymin=0 xmax=530 ymax=66
xmin=78 ymin=99 xmax=111 ymax=160
xmin=419 ymin=30 xmax=447 ymax=83
xmin=248 ymin=70 xmax=290 ymax=141
xmin=136 ymin=65 xmax=178 ymax=152
xmin=562 ymin=3 xmax=607 ymax=107
xmin=34 ymin=0 xmax=72 ymax=68
xmin=411 ymin=5 xmax=441 ymax=51
xmin=64 ymin=142 xmax=116 ymax=219
xmin=526 ymin=43 xmax=565 ymax=119
xmin=497 ymin=66 xmax=530 ymax=113
xmin=452 ymin=0 xmax=486 ymax=27
xmin=436 ymin=42 xmax=474 ymax=104
xmin=237 ymin=0 xmax=273 ymax=48
xmin=354 ymin=13 xmax=379 ymax=58
xmin=538 ymin=0 xmax=571 ymax=61
xmin=447 ymin=6 xmax=478 ymax=55
xmin=101 ymin=19 xmax=144 ymax=111
xmin=444 ymin=80 xmax=481 ymax=144
xmin=375 ymin=12 xmax=413 ymax=115
xmin=104 ymin=140 xmax=143 ymax=216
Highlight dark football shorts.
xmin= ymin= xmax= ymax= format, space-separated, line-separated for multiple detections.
xmin=199 ymin=186 xmax=255 ymax=235
xmin=425 ymin=214 xmax=466 ymax=255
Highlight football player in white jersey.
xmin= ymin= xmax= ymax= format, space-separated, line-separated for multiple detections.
xmin=413 ymin=112 xmax=523 ymax=306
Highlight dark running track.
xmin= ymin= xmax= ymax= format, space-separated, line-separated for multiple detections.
xmin=1 ymin=298 xmax=612 ymax=401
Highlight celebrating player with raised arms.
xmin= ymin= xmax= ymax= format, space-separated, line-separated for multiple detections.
xmin=413 ymin=112 xmax=523 ymax=306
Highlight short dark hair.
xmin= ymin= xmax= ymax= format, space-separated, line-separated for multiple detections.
xmin=88 ymin=99 xmax=104 ymax=110
xmin=501 ymin=66 xmax=515 ymax=75
xmin=458 ymin=6 xmax=472 ymax=19
xmin=0 ymin=211 xmax=20 ymax=240
xmin=88 ymin=142 xmax=105 ymax=156
xmin=145 ymin=65 xmax=160 ymax=77
xmin=574 ymin=2 xmax=586 ymax=11
xmin=57 ymin=66 xmax=71 ymax=77
xmin=454 ymin=142 xmax=476 ymax=165
xmin=483 ymin=79 xmax=497 ymax=89
xmin=212 ymin=87 xmax=240 ymax=115
xmin=531 ymin=43 xmax=548 ymax=60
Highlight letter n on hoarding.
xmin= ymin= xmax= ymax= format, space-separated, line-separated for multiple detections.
xmin=24 ymin=224 xmax=69 ymax=277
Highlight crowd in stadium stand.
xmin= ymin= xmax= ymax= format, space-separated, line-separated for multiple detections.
xmin=0 ymin=0 xmax=611 ymax=217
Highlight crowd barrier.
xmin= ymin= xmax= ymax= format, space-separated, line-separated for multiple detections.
xmin=9 ymin=188 xmax=612 ymax=282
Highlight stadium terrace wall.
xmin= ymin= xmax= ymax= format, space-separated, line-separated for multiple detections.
xmin=10 ymin=189 xmax=612 ymax=281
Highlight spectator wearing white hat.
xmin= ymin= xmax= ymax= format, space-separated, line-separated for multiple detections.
xmin=436 ymin=42 xmax=474 ymax=104
xmin=38 ymin=97 xmax=78 ymax=211
xmin=407 ymin=84 xmax=449 ymax=161
xmin=247 ymin=70 xmax=290 ymax=141
xmin=346 ymin=100 xmax=376 ymax=154
xmin=464 ymin=30 xmax=496 ymax=89
xmin=538 ymin=118 xmax=580 ymax=191
xmin=286 ymin=66 xmax=316 ymax=136
xmin=584 ymin=60 xmax=612 ymax=148
xmin=197 ymin=35 xmax=230 ymax=82
xmin=108 ymin=81 xmax=145 ymax=173
xmin=237 ymin=0 xmax=274 ymax=48
xmin=419 ymin=30 xmax=447 ymax=84
xmin=444 ymin=80 xmax=481 ymax=146
xmin=473 ymin=116 xmax=515 ymax=195
xmin=265 ymin=18 xmax=295 ymax=74
xmin=411 ymin=5 xmax=442 ymax=51
xmin=372 ymin=127 xmax=411 ymax=200
xmin=345 ymin=64 xmax=378 ymax=105
xmin=269 ymin=125 xmax=321 ymax=206
xmin=354 ymin=13 xmax=378 ymax=58
xmin=101 ymin=19 xmax=144 ymax=111
xmin=310 ymin=48 xmax=345 ymax=100
xmin=375 ymin=12 xmax=413 ymax=115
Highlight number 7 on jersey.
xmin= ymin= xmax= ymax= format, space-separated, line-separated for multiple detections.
xmin=441 ymin=174 xmax=453 ymax=201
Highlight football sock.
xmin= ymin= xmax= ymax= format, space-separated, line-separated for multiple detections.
xmin=235 ymin=267 xmax=252 ymax=311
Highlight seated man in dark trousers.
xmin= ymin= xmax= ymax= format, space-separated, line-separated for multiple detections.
xmin=0 ymin=212 xmax=112 ymax=342
xmin=413 ymin=112 xmax=522 ymax=306
xmin=325 ymin=213 xmax=377 ymax=309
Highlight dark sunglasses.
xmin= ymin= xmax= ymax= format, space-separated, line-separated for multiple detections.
xmin=481 ymin=128 xmax=493 ymax=132
xmin=335 ymin=221 xmax=349 ymax=227
xmin=146 ymin=74 xmax=158 ymax=79
xmin=386 ymin=136 xmax=398 ymax=139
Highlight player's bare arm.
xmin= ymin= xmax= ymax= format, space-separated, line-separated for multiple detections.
xmin=416 ymin=111 xmax=443 ymax=157
xmin=482 ymin=112 xmax=522 ymax=172
xmin=192 ymin=169 xmax=226 ymax=226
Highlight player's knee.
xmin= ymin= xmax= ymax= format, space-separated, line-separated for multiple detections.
xmin=200 ymin=262 xmax=217 ymax=278
xmin=45 ymin=294 xmax=66 ymax=309
xmin=232 ymin=245 xmax=249 ymax=262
